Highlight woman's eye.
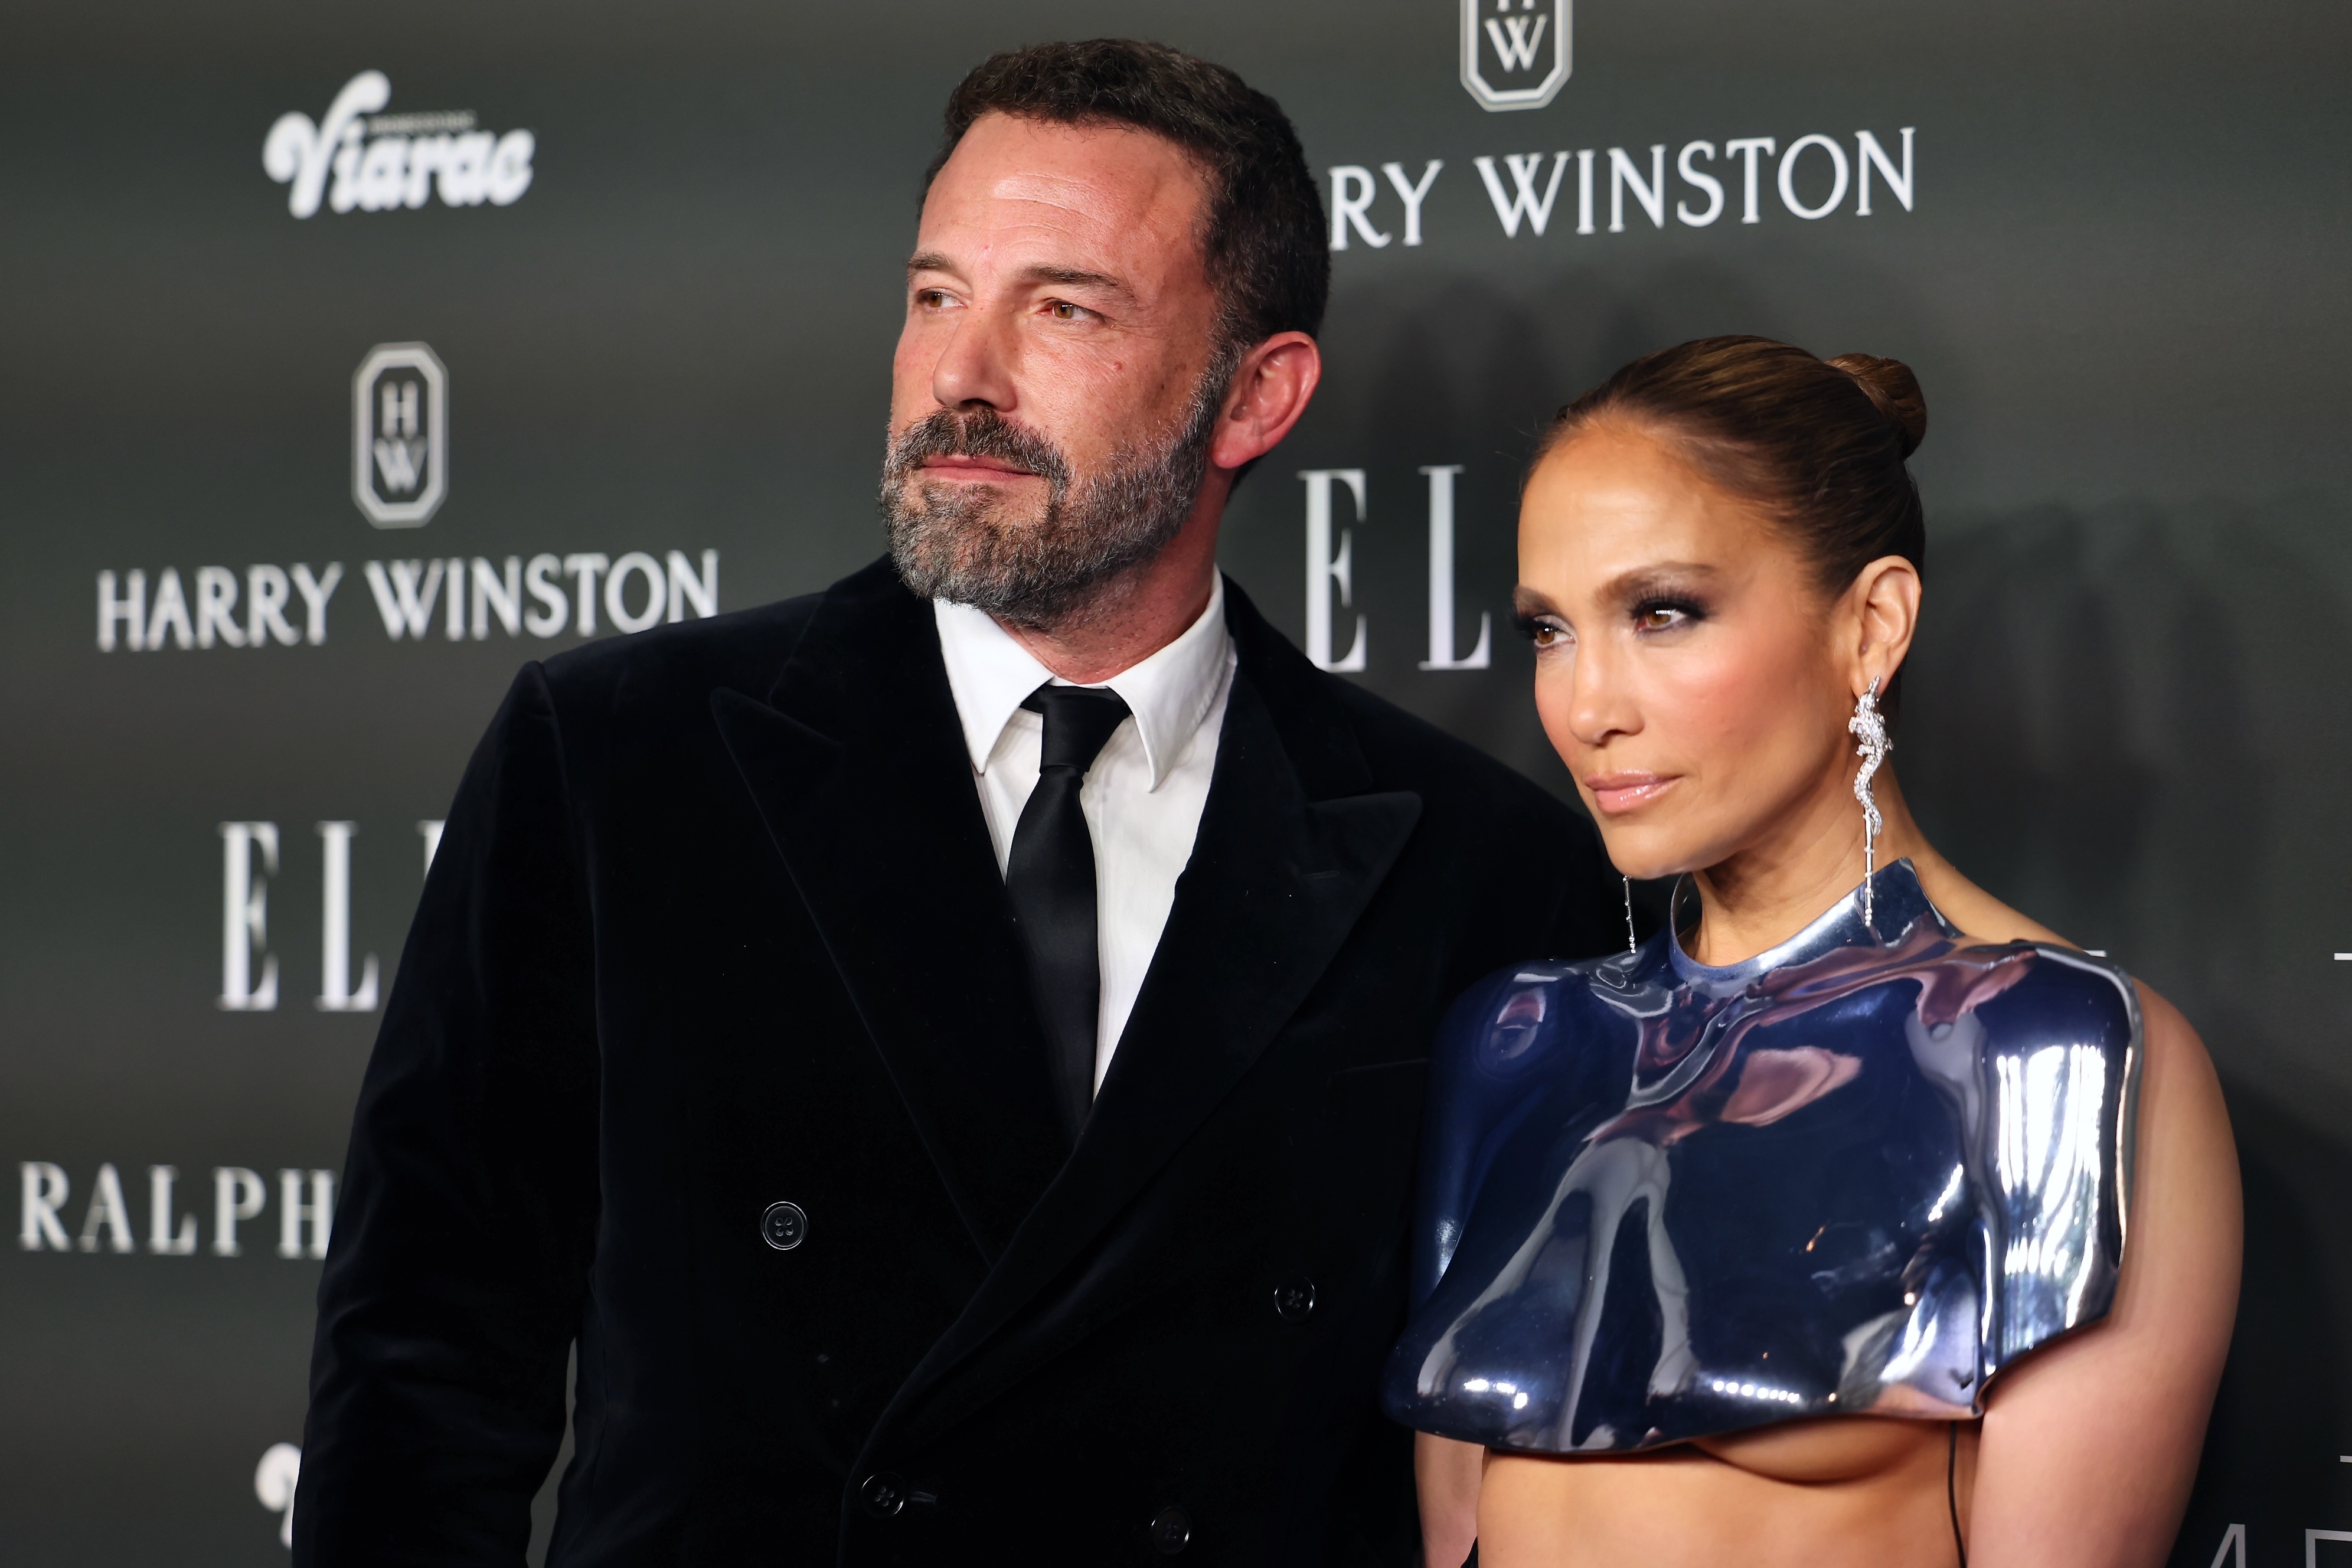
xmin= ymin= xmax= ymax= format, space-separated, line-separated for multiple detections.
xmin=1516 ymin=615 xmax=1570 ymax=649
xmin=1633 ymin=602 xmax=1697 ymax=632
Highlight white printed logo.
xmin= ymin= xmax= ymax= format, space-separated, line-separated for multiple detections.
xmin=354 ymin=344 xmax=447 ymax=528
xmin=255 ymin=1443 xmax=300 ymax=1548
xmin=1461 ymin=0 xmax=1572 ymax=113
xmin=263 ymin=71 xmax=534 ymax=218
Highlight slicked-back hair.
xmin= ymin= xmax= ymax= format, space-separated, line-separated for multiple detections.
xmin=1540 ymin=335 xmax=1932 ymax=724
xmin=927 ymin=39 xmax=1329 ymax=351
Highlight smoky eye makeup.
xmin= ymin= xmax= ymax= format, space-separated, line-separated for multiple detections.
xmin=1628 ymin=593 xmax=1710 ymax=632
xmin=1605 ymin=564 xmax=1720 ymax=633
xmin=1511 ymin=592 xmax=1572 ymax=648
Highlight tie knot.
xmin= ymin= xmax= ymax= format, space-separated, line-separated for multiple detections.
xmin=1023 ymin=684 xmax=1131 ymax=773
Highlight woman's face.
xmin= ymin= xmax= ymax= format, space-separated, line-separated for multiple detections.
xmin=1517 ymin=420 xmax=1858 ymax=881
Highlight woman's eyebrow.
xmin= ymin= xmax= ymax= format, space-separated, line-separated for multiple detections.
xmin=1597 ymin=563 xmax=1720 ymax=605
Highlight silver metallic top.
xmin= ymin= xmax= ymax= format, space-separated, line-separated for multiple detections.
xmin=1383 ymin=860 xmax=2139 ymax=1453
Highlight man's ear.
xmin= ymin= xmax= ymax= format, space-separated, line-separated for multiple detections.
xmin=1209 ymin=332 xmax=1322 ymax=473
xmin=1847 ymin=554 xmax=1922 ymax=692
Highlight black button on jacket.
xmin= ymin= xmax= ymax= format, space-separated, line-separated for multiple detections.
xmin=294 ymin=559 xmax=1618 ymax=1566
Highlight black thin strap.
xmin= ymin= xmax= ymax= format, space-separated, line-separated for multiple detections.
xmin=1948 ymin=1422 xmax=1967 ymax=1567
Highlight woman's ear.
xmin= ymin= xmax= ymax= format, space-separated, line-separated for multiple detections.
xmin=1847 ymin=554 xmax=1922 ymax=692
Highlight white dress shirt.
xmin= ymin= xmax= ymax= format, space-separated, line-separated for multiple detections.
xmin=932 ymin=580 xmax=1235 ymax=1094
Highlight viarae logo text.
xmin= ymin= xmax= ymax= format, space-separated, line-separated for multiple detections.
xmin=263 ymin=72 xmax=534 ymax=217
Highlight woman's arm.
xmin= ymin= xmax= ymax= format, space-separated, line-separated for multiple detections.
xmin=1416 ymin=1432 xmax=1484 ymax=1568
xmin=1966 ymin=984 xmax=2242 ymax=1566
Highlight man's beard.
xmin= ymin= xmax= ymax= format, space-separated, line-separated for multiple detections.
xmin=879 ymin=357 xmax=1232 ymax=629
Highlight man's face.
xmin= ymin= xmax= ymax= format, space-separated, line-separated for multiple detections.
xmin=883 ymin=112 xmax=1231 ymax=626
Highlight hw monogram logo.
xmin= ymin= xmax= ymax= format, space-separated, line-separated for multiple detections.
xmin=352 ymin=343 xmax=446 ymax=528
xmin=1461 ymin=0 xmax=1573 ymax=113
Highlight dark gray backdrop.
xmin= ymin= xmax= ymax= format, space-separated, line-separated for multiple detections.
xmin=4 ymin=1 xmax=2347 ymax=1562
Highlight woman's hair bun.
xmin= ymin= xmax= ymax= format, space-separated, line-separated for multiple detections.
xmin=1826 ymin=352 xmax=1928 ymax=459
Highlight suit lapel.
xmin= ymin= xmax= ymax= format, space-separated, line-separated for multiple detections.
xmin=709 ymin=561 xmax=1067 ymax=1263
xmin=869 ymin=580 xmax=1423 ymax=1450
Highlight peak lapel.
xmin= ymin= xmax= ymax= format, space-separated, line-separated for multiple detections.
xmin=708 ymin=563 xmax=1066 ymax=1263
xmin=871 ymin=584 xmax=1423 ymax=1448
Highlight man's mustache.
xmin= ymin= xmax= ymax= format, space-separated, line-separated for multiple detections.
xmin=889 ymin=407 xmax=1072 ymax=490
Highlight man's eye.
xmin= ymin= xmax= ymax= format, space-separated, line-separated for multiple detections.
xmin=1048 ymin=300 xmax=1089 ymax=322
xmin=916 ymin=289 xmax=954 ymax=309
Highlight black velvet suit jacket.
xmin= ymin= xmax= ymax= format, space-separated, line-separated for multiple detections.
xmin=296 ymin=558 xmax=1616 ymax=1567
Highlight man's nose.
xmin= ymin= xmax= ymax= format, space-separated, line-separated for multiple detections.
xmin=929 ymin=307 xmax=1019 ymax=413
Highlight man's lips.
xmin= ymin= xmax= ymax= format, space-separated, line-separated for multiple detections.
xmin=917 ymin=455 xmax=1038 ymax=481
xmin=1583 ymin=772 xmax=1678 ymax=815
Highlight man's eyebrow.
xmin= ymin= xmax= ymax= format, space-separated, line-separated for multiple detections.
xmin=1015 ymin=263 xmax=1134 ymax=299
xmin=905 ymin=251 xmax=1135 ymax=300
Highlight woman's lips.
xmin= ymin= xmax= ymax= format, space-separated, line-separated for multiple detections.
xmin=1583 ymin=773 xmax=1677 ymax=815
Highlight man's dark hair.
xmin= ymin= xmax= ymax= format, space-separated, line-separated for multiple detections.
xmin=929 ymin=40 xmax=1329 ymax=348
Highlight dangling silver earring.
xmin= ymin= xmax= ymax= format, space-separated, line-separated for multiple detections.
xmin=1848 ymin=678 xmax=1892 ymax=930
xmin=1622 ymin=876 xmax=1637 ymax=957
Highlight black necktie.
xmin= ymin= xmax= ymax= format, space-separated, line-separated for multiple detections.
xmin=1005 ymin=683 xmax=1131 ymax=1147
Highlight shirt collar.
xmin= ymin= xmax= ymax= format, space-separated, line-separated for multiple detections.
xmin=932 ymin=575 xmax=1231 ymax=792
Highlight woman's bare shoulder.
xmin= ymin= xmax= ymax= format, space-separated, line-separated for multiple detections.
xmin=2129 ymin=982 xmax=2234 ymax=1173
xmin=1905 ymin=849 xmax=2073 ymax=948
xmin=1909 ymin=850 xmax=2227 ymax=1104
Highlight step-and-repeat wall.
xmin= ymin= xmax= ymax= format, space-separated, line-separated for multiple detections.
xmin=4 ymin=1 xmax=2347 ymax=1562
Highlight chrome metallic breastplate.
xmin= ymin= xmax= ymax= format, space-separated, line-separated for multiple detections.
xmin=1382 ymin=861 xmax=2138 ymax=1454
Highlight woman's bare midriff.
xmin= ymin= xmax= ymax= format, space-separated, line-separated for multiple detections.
xmin=1476 ymin=1416 xmax=1977 ymax=1568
